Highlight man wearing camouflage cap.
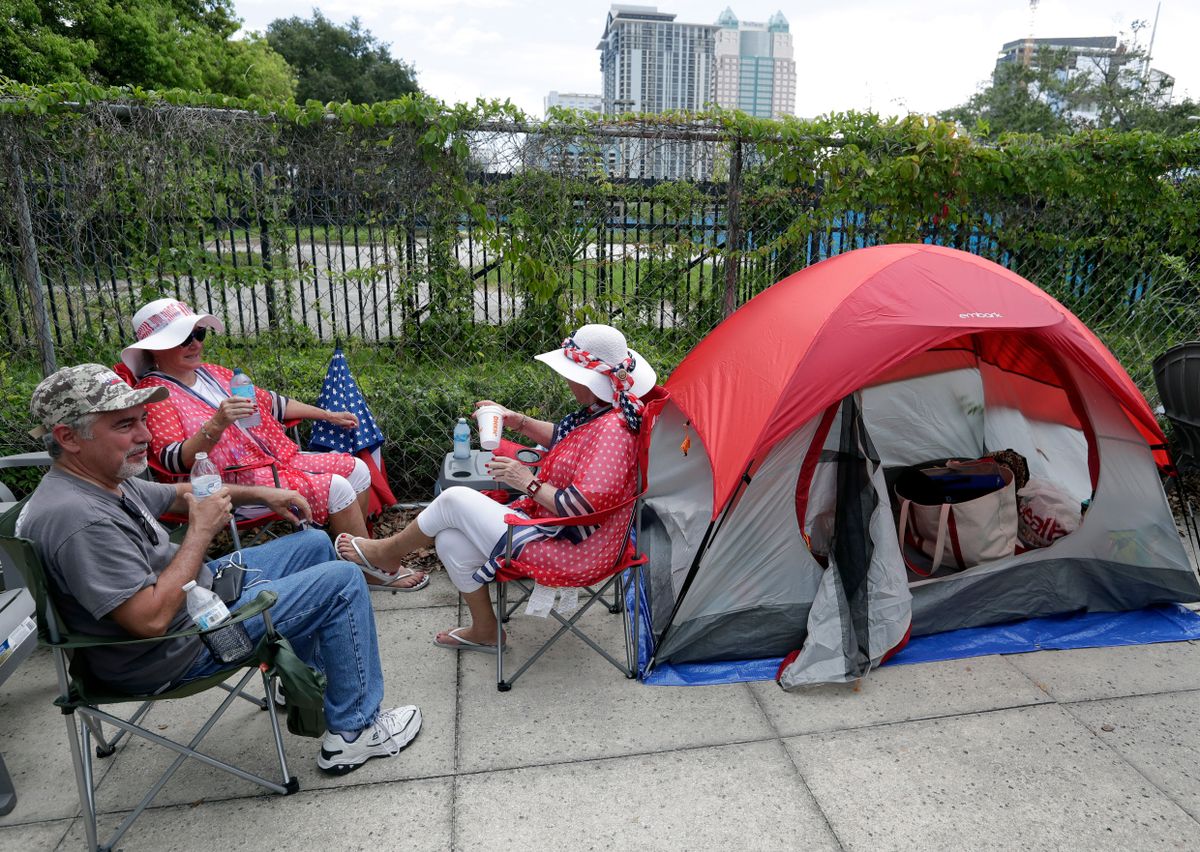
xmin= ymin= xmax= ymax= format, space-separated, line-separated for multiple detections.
xmin=16 ymin=364 xmax=422 ymax=775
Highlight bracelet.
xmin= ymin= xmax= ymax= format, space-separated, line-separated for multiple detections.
xmin=200 ymin=422 xmax=218 ymax=442
xmin=516 ymin=413 xmax=528 ymax=432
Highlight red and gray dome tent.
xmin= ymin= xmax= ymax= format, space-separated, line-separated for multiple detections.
xmin=639 ymin=243 xmax=1199 ymax=688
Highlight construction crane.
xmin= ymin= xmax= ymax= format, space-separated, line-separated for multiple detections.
xmin=1142 ymin=2 xmax=1161 ymax=81
xmin=1022 ymin=0 xmax=1041 ymax=67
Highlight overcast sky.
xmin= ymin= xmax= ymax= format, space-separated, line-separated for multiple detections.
xmin=235 ymin=0 xmax=1199 ymax=118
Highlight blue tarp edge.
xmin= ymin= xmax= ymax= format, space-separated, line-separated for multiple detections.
xmin=631 ymin=580 xmax=1200 ymax=686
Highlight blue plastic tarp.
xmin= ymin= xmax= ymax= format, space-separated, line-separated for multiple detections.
xmin=634 ymin=592 xmax=1200 ymax=687
xmin=885 ymin=604 xmax=1200 ymax=666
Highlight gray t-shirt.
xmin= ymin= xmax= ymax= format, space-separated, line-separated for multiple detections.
xmin=17 ymin=468 xmax=211 ymax=693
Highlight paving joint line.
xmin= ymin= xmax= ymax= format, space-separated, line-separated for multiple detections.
xmin=744 ymin=680 xmax=846 ymax=851
xmin=778 ymin=698 xmax=1058 ymax=741
xmin=1058 ymin=699 xmax=1200 ymax=828
xmin=1058 ymin=684 xmax=1200 ymax=706
xmin=51 ymin=818 xmax=73 ymax=852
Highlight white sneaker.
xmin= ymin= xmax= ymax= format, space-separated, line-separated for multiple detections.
xmin=317 ymin=705 xmax=422 ymax=775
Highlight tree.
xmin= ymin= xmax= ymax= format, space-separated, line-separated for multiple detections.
xmin=206 ymin=34 xmax=297 ymax=100
xmin=0 ymin=1 xmax=98 ymax=84
xmin=266 ymin=9 xmax=419 ymax=104
xmin=941 ymin=54 xmax=1077 ymax=138
xmin=942 ymin=27 xmax=1195 ymax=138
xmin=0 ymin=1 xmax=296 ymax=98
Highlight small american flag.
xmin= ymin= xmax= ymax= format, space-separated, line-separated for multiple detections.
xmin=308 ymin=348 xmax=396 ymax=513
xmin=309 ymin=348 xmax=384 ymax=454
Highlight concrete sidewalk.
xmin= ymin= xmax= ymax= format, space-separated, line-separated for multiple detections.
xmin=3 ymin=571 xmax=1200 ymax=851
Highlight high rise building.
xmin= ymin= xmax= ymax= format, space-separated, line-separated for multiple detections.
xmin=994 ymin=36 xmax=1174 ymax=124
xmin=597 ymin=5 xmax=796 ymax=178
xmin=712 ymin=8 xmax=795 ymax=118
xmin=596 ymin=5 xmax=719 ymax=179
xmin=544 ymin=91 xmax=604 ymax=116
xmin=597 ymin=4 xmax=717 ymax=115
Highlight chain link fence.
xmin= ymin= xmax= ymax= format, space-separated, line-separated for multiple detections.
xmin=2 ymin=103 xmax=1198 ymax=499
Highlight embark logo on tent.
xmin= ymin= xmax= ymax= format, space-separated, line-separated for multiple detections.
xmin=959 ymin=312 xmax=1004 ymax=319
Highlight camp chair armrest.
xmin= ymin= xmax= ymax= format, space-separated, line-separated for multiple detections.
xmin=50 ymin=591 xmax=278 ymax=650
xmin=502 ymin=491 xmax=641 ymax=530
xmin=149 ymin=455 xmax=280 ymax=484
xmin=221 ymin=458 xmax=277 ymax=475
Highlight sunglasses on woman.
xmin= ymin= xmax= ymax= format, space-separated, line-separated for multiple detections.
xmin=177 ymin=327 xmax=208 ymax=347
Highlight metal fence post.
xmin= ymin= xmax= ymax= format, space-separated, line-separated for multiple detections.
xmin=253 ymin=161 xmax=277 ymax=329
xmin=723 ymin=138 xmax=743 ymax=318
xmin=7 ymin=142 xmax=56 ymax=376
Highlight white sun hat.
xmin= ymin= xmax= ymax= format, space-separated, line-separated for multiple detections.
xmin=120 ymin=298 xmax=225 ymax=377
xmin=534 ymin=324 xmax=656 ymax=402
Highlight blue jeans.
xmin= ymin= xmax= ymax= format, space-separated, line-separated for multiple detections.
xmin=181 ymin=529 xmax=384 ymax=734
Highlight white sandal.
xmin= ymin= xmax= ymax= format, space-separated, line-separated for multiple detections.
xmin=336 ymin=533 xmax=430 ymax=593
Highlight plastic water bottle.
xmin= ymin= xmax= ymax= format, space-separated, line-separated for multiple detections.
xmin=229 ymin=368 xmax=261 ymax=427
xmin=190 ymin=452 xmax=223 ymax=498
xmin=183 ymin=580 xmax=254 ymax=664
xmin=453 ymin=417 xmax=471 ymax=460
xmin=183 ymin=580 xmax=230 ymax=630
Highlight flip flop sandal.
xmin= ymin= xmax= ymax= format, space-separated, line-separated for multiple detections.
xmin=368 ymin=570 xmax=430 ymax=593
xmin=432 ymin=627 xmax=505 ymax=654
xmin=336 ymin=533 xmax=429 ymax=593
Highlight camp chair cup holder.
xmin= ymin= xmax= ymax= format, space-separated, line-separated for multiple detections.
xmin=198 ymin=613 xmax=256 ymax=667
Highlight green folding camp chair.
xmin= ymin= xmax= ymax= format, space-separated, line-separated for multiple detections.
xmin=0 ymin=498 xmax=299 ymax=852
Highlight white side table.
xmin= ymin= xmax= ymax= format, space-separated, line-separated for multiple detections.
xmin=0 ymin=588 xmax=37 ymax=816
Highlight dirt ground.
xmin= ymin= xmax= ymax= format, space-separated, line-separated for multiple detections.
xmin=367 ymin=505 xmax=442 ymax=573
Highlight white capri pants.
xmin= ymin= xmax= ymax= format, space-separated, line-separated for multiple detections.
xmin=236 ymin=456 xmax=371 ymax=519
xmin=416 ymin=486 xmax=528 ymax=593
xmin=324 ymin=456 xmax=372 ymax=514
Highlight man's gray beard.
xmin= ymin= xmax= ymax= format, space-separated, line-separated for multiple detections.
xmin=117 ymin=455 xmax=149 ymax=480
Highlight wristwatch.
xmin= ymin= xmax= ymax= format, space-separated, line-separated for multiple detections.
xmin=525 ymin=477 xmax=543 ymax=497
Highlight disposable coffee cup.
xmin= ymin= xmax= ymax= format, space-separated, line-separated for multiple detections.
xmin=475 ymin=405 xmax=504 ymax=451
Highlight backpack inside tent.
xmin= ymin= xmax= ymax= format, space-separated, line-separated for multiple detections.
xmin=639 ymin=244 xmax=1200 ymax=689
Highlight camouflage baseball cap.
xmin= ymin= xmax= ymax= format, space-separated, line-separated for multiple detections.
xmin=29 ymin=364 xmax=168 ymax=438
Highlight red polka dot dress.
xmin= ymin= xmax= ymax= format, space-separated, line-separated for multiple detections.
xmin=138 ymin=364 xmax=356 ymax=524
xmin=491 ymin=410 xmax=638 ymax=588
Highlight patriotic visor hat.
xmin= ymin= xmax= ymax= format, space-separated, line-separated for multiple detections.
xmin=534 ymin=324 xmax=655 ymax=424
xmin=120 ymin=298 xmax=225 ymax=377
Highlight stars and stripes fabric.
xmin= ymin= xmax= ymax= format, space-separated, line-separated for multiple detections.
xmin=308 ymin=348 xmax=397 ymax=514
xmin=310 ymin=348 xmax=384 ymax=454
xmin=560 ymin=336 xmax=645 ymax=432
xmin=473 ymin=409 xmax=639 ymax=588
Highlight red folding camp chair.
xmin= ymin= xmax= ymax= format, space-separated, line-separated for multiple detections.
xmin=490 ymin=386 xmax=667 ymax=691
xmin=113 ymin=363 xmax=297 ymax=550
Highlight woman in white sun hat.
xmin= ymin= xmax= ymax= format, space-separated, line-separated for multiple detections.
xmin=121 ymin=298 xmax=428 ymax=592
xmin=337 ymin=323 xmax=656 ymax=651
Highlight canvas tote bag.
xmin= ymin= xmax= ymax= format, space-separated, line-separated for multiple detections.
xmin=896 ymin=460 xmax=1018 ymax=576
